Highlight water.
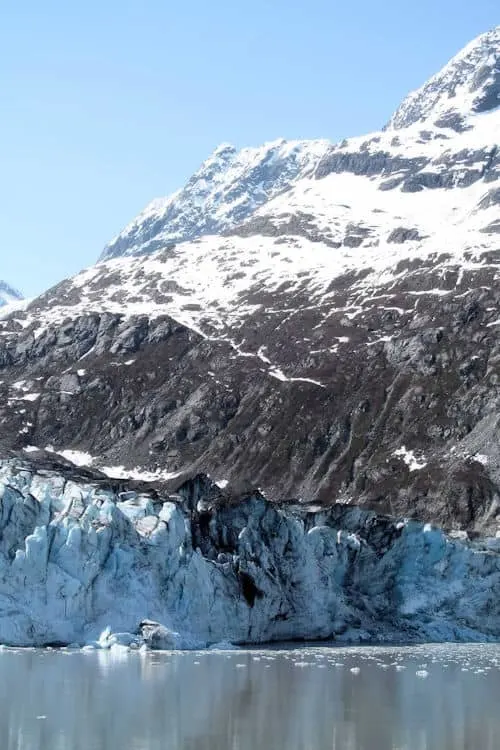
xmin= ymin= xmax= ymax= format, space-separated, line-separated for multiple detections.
xmin=0 ymin=643 xmax=499 ymax=749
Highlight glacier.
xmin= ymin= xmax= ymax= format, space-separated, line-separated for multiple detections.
xmin=0 ymin=460 xmax=500 ymax=648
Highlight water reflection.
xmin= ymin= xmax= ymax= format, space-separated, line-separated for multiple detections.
xmin=0 ymin=644 xmax=498 ymax=749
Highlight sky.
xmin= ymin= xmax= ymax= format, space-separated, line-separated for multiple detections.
xmin=0 ymin=1 xmax=498 ymax=297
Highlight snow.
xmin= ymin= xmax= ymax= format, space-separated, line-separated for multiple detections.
xmin=56 ymin=450 xmax=95 ymax=467
xmin=0 ymin=281 xmax=23 ymax=309
xmin=394 ymin=447 xmax=427 ymax=472
xmin=0 ymin=30 xmax=497 ymax=398
xmin=388 ymin=26 xmax=500 ymax=130
xmin=99 ymin=465 xmax=182 ymax=482
xmin=268 ymin=367 xmax=325 ymax=388
xmin=40 ymin=447 xmax=181 ymax=482
xmin=473 ymin=454 xmax=489 ymax=466
xmin=8 ymin=108 xmax=497 ymax=345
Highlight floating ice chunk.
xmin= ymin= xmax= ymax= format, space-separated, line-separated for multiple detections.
xmin=208 ymin=641 xmax=239 ymax=650
xmin=97 ymin=627 xmax=113 ymax=649
xmin=416 ymin=670 xmax=429 ymax=678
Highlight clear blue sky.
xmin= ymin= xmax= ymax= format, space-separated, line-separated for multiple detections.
xmin=0 ymin=0 xmax=497 ymax=297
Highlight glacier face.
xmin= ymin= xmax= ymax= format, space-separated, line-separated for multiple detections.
xmin=0 ymin=460 xmax=500 ymax=648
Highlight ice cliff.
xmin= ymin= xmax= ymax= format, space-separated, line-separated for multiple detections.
xmin=0 ymin=460 xmax=499 ymax=648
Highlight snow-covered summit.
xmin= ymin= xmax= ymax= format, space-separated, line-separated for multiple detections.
xmin=387 ymin=26 xmax=500 ymax=131
xmin=0 ymin=281 xmax=22 ymax=308
xmin=100 ymin=28 xmax=499 ymax=264
xmin=100 ymin=138 xmax=330 ymax=260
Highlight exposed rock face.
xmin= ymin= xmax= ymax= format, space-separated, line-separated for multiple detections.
xmin=0 ymin=461 xmax=499 ymax=647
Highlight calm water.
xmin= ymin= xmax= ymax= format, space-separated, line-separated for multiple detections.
xmin=0 ymin=643 xmax=499 ymax=749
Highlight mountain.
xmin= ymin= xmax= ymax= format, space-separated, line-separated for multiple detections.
xmin=0 ymin=281 xmax=22 ymax=308
xmin=100 ymin=27 xmax=499 ymax=264
xmin=100 ymin=138 xmax=330 ymax=261
xmin=0 ymin=28 xmax=498 ymax=647
xmin=387 ymin=26 xmax=499 ymax=131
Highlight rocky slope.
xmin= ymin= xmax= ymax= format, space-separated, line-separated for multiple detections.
xmin=0 ymin=28 xmax=498 ymax=646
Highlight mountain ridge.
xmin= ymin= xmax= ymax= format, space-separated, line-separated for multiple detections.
xmin=387 ymin=25 xmax=500 ymax=131
xmin=99 ymin=25 xmax=499 ymax=263
xmin=100 ymin=138 xmax=330 ymax=261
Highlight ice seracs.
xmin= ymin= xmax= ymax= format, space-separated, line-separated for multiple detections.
xmin=1 ymin=461 xmax=500 ymax=648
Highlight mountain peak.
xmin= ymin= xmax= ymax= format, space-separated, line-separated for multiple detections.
xmin=211 ymin=142 xmax=237 ymax=156
xmin=100 ymin=138 xmax=329 ymax=261
xmin=387 ymin=25 xmax=499 ymax=131
xmin=0 ymin=281 xmax=22 ymax=308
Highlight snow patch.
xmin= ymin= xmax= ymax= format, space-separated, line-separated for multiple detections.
xmin=394 ymin=447 xmax=427 ymax=472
